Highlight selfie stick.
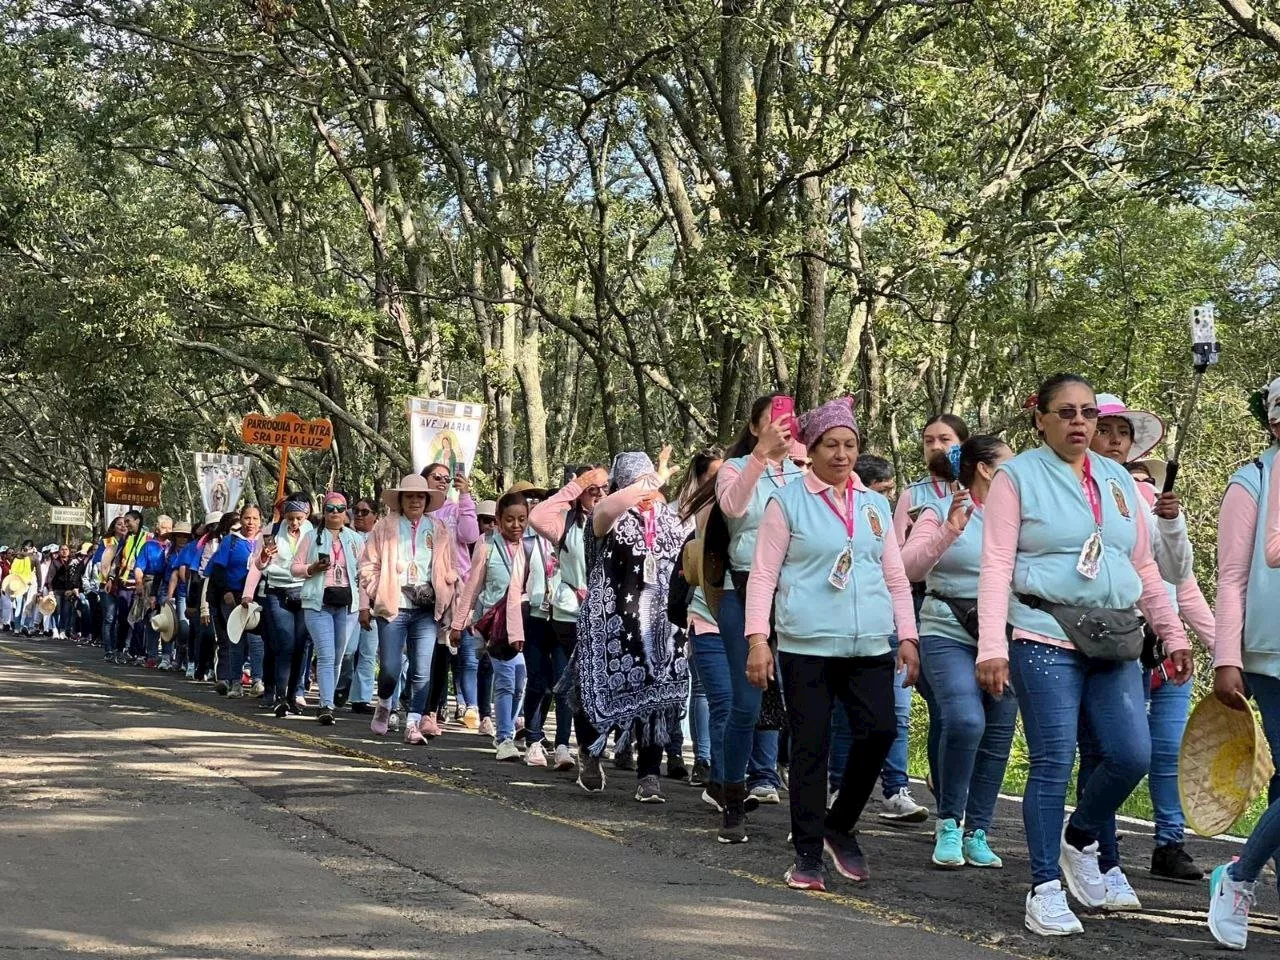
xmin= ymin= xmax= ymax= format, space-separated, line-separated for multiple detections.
xmin=1164 ymin=303 xmax=1221 ymax=493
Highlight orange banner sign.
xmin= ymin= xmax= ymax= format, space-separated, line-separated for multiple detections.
xmin=104 ymin=469 xmax=163 ymax=508
xmin=240 ymin=413 xmax=334 ymax=451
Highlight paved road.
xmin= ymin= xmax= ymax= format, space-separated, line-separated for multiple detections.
xmin=0 ymin=637 xmax=1273 ymax=959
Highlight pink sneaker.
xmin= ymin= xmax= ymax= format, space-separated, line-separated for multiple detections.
xmin=371 ymin=704 xmax=390 ymax=736
xmin=404 ymin=721 xmax=425 ymax=744
xmin=419 ymin=715 xmax=443 ymax=738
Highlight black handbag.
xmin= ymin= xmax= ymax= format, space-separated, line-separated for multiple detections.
xmin=322 ymin=585 xmax=353 ymax=608
xmin=928 ymin=592 xmax=979 ymax=642
xmin=729 ymin=570 xmax=786 ymax=732
xmin=1016 ymin=593 xmax=1144 ymax=661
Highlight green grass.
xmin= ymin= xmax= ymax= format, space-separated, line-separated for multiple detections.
xmin=904 ymin=694 xmax=1268 ymax=838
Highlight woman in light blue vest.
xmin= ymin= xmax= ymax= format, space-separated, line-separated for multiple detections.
xmin=243 ymin=498 xmax=310 ymax=716
xmin=745 ymin=397 xmax=920 ymax=893
xmin=1206 ymin=375 xmax=1280 ymax=950
xmin=901 ymin=435 xmax=1015 ymax=871
xmin=680 ymin=394 xmax=803 ymax=837
xmin=290 ymin=492 xmax=363 ymax=726
xmin=975 ymin=372 xmax=1192 ymax=938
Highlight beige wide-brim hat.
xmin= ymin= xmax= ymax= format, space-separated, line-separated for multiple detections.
xmin=505 ymin=480 xmax=550 ymax=500
xmin=2 ymin=574 xmax=26 ymax=597
xmin=1135 ymin=458 xmax=1168 ymax=490
xmin=38 ymin=594 xmax=57 ymax=616
xmin=1096 ymin=393 xmax=1166 ymax=462
xmin=226 ymin=602 xmax=261 ymax=645
xmin=1180 ymin=693 xmax=1274 ymax=836
xmin=382 ymin=474 xmax=447 ymax=514
xmin=682 ymin=535 xmax=726 ymax=620
xmin=476 ymin=500 xmax=498 ymax=519
xmin=150 ymin=602 xmax=176 ymax=642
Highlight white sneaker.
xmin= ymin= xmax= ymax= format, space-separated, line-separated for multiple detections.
xmin=1058 ymin=831 xmax=1106 ymax=908
xmin=495 ymin=739 xmax=520 ymax=762
xmin=479 ymin=717 xmax=495 ymax=737
xmin=1208 ymin=862 xmax=1254 ymax=950
xmin=184 ymin=663 xmax=196 ymax=679
xmin=553 ymin=744 xmax=575 ymax=771
xmin=749 ymin=784 xmax=781 ymax=804
xmin=1101 ymin=866 xmax=1141 ymax=911
xmin=387 ymin=711 xmax=401 ymax=733
xmin=525 ymin=741 xmax=549 ymax=767
xmin=878 ymin=787 xmax=929 ymax=823
xmin=1025 ymin=880 xmax=1084 ymax=936
xmin=249 ymin=679 xmax=265 ymax=697
xmin=158 ymin=657 xmax=171 ymax=671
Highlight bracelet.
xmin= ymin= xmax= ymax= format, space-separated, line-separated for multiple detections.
xmin=749 ymin=639 xmax=770 ymax=650
xmin=899 ymin=637 xmax=920 ymax=649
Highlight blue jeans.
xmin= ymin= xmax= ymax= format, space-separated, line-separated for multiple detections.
xmin=921 ymin=635 xmax=1017 ymax=831
xmin=264 ymin=594 xmax=308 ymax=702
xmin=1010 ymin=640 xmax=1150 ymax=886
xmin=376 ymin=607 xmax=437 ymax=717
xmin=524 ymin=620 xmax=572 ymax=746
xmin=304 ymin=605 xmax=352 ymax=709
xmin=703 ymin=591 xmax=764 ymax=785
xmin=829 ymin=704 xmax=853 ymax=793
xmin=1231 ymin=673 xmax=1280 ymax=882
xmin=688 ymin=652 xmax=711 ymax=765
xmin=217 ymin=601 xmax=264 ymax=685
xmin=455 ymin=629 xmax=478 ymax=708
xmin=491 ymin=653 xmax=527 ymax=742
xmin=347 ymin=618 xmax=377 ymax=704
xmin=880 ymin=634 xmax=940 ymax=796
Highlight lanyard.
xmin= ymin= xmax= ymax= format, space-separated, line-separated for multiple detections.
xmin=641 ymin=508 xmax=657 ymax=549
xmin=540 ymin=536 xmax=557 ymax=578
xmin=493 ymin=535 xmax=516 ymax=573
xmin=930 ymin=478 xmax=946 ymax=498
xmin=766 ymin=462 xmax=787 ymax=488
xmin=408 ymin=518 xmax=421 ymax=558
xmin=819 ymin=482 xmax=856 ymax=540
xmin=1081 ymin=457 xmax=1103 ymax=529
xmin=329 ymin=533 xmax=344 ymax=568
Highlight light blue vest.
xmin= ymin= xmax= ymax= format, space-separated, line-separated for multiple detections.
xmin=688 ymin=587 xmax=718 ymax=632
xmin=551 ymin=523 xmax=586 ymax=624
xmin=478 ymin=533 xmax=518 ymax=619
xmin=524 ymin=530 xmax=557 ymax=621
xmin=723 ymin=456 xmax=805 ymax=571
xmin=904 ymin=476 xmax=949 ymax=522
xmin=263 ymin=525 xmax=307 ymax=590
xmin=769 ymin=479 xmax=896 ymax=658
xmin=298 ymin=526 xmax=363 ymax=613
xmin=1001 ymin=447 xmax=1143 ymax=641
xmin=919 ymin=498 xmax=983 ymax=646
xmin=1230 ymin=445 xmax=1280 ymax=678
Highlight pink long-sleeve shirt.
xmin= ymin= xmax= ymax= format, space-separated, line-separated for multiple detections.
xmin=450 ymin=536 xmax=526 ymax=646
xmin=899 ymin=508 xmax=963 ymax=583
xmin=434 ymin=497 xmax=480 ymax=580
xmin=529 ymin=479 xmax=582 ymax=544
xmin=976 ymin=470 xmax=1189 ymax=664
xmin=1215 ymin=484 xmax=1259 ymax=669
xmin=716 ymin=452 xmax=770 ymax=517
xmin=744 ymin=472 xmax=918 ymax=642
xmin=1268 ymin=453 xmax=1280 ymax=569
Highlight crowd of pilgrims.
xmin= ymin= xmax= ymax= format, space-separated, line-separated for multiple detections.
xmin=3 ymin=371 xmax=1280 ymax=948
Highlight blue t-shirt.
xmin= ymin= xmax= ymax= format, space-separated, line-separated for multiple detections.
xmin=134 ymin=539 xmax=169 ymax=578
xmin=164 ymin=541 xmax=201 ymax=600
xmin=209 ymin=534 xmax=257 ymax=593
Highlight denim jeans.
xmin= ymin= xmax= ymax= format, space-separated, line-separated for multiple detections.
xmin=477 ymin=650 xmax=493 ymax=719
xmin=1010 ymin=640 xmax=1150 ymax=886
xmin=304 ymin=605 xmax=352 ymax=709
xmin=457 ymin=629 xmax=481 ymax=709
xmin=217 ymin=601 xmax=264 ymax=685
xmin=828 ymin=704 xmax=853 ymax=793
xmin=701 ymin=591 xmax=763 ymax=785
xmin=921 ymin=635 xmax=1017 ymax=831
xmin=343 ymin=618 xmax=378 ymax=704
xmin=524 ymin=617 xmax=572 ymax=746
xmin=264 ymin=594 xmax=307 ymax=702
xmin=170 ymin=596 xmax=187 ymax=664
xmin=102 ymin=591 xmax=127 ymax=653
xmin=1230 ymin=673 xmax=1280 ymax=882
xmin=491 ymin=653 xmax=527 ymax=742
xmin=880 ymin=634 xmax=940 ymax=797
xmin=56 ymin=594 xmax=76 ymax=636
xmin=688 ymin=652 xmax=711 ymax=765
xmin=376 ymin=607 xmax=437 ymax=717
xmin=749 ymin=730 xmax=782 ymax=789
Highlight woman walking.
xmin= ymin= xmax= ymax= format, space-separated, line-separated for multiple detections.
xmin=1206 ymin=376 xmax=1280 ymax=950
xmin=566 ymin=448 xmax=688 ymax=802
xmin=359 ymin=474 xmax=456 ymax=744
xmin=528 ymin=465 xmax=607 ymax=772
xmin=243 ymin=498 xmax=310 ymax=714
xmin=209 ymin=506 xmax=266 ymax=698
xmin=745 ymin=396 xmax=919 ymax=891
xmin=901 ymin=435 xmax=1016 ymax=869
xmin=975 ymin=373 xmax=1191 ymax=937
xmin=291 ymin=493 xmax=363 ymax=725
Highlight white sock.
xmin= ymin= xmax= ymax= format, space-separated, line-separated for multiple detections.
xmin=380 ymin=697 xmax=393 ymax=709
xmin=407 ymin=712 xmax=422 ymax=727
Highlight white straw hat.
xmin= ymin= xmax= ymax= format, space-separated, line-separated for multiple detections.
xmin=226 ymin=602 xmax=261 ymax=645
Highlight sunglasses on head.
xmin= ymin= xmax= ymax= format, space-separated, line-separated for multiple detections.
xmin=323 ymin=504 xmax=346 ymax=513
xmin=1050 ymin=405 xmax=1100 ymax=421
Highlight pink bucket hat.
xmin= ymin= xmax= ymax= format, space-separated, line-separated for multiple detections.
xmin=1095 ymin=393 xmax=1165 ymax=461
xmin=799 ymin=397 xmax=859 ymax=450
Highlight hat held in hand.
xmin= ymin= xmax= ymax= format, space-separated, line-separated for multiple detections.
xmin=1179 ymin=693 xmax=1274 ymax=837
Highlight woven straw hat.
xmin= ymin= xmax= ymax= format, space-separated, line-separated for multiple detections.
xmin=150 ymin=602 xmax=176 ymax=642
xmin=1 ymin=574 xmax=26 ymax=597
xmin=38 ymin=594 xmax=58 ymax=616
xmin=1179 ymin=693 xmax=1274 ymax=836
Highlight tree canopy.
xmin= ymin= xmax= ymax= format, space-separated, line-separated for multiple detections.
xmin=2 ymin=0 xmax=1279 ymax=538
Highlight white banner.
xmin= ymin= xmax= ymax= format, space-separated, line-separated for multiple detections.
xmin=104 ymin=502 xmax=133 ymax=526
xmin=406 ymin=398 xmax=487 ymax=477
xmin=193 ymin=453 xmax=251 ymax=514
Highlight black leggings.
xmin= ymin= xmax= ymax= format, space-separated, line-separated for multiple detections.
xmin=574 ymin=712 xmax=662 ymax=778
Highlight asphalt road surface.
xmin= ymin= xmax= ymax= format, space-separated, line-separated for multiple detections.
xmin=1 ymin=636 xmax=1274 ymax=960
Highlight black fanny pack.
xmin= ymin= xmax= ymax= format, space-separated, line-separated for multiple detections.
xmin=928 ymin=592 xmax=979 ymax=642
xmin=401 ymin=583 xmax=435 ymax=609
xmin=270 ymin=586 xmax=303 ymax=612
xmin=1016 ymin=593 xmax=1144 ymax=661
xmin=323 ymin=586 xmax=353 ymax=608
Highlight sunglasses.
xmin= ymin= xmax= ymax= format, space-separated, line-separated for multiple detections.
xmin=353 ymin=507 xmax=373 ymax=516
xmin=323 ymin=504 xmax=346 ymax=513
xmin=583 ymin=485 xmax=604 ymax=496
xmin=1050 ymin=405 xmax=1100 ymax=421
xmin=427 ymin=473 xmax=450 ymax=483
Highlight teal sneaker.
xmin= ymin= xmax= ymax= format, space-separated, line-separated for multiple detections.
xmin=963 ymin=829 xmax=1003 ymax=868
xmin=931 ymin=818 xmax=964 ymax=869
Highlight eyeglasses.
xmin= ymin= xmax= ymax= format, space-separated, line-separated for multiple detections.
xmin=323 ymin=504 xmax=346 ymax=513
xmin=583 ymin=485 xmax=604 ymax=496
xmin=1051 ymin=405 xmax=1100 ymax=422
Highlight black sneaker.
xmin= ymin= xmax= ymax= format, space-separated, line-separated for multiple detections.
xmin=349 ymin=702 xmax=373 ymax=714
xmin=214 ymin=680 xmax=229 ymax=696
xmin=274 ymin=700 xmax=289 ymax=719
xmin=318 ymin=707 xmax=335 ymax=726
xmin=665 ymin=755 xmax=688 ymax=781
xmin=635 ymin=775 xmax=666 ymax=804
xmin=701 ymin=782 xmax=725 ymax=812
xmin=824 ymin=830 xmax=869 ymax=881
xmin=1151 ymin=842 xmax=1203 ymax=882
xmin=690 ymin=760 xmax=710 ymax=788
xmin=784 ymin=854 xmax=827 ymax=891
xmin=577 ymin=748 xmax=606 ymax=793
xmin=718 ymin=783 xmax=749 ymax=844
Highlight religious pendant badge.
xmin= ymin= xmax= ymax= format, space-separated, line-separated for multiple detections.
xmin=642 ymin=510 xmax=658 ymax=584
xmin=1076 ymin=458 xmax=1104 ymax=581
xmin=828 ymin=543 xmax=853 ymax=591
xmin=821 ymin=483 xmax=856 ymax=591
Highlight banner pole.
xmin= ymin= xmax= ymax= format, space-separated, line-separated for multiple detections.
xmin=275 ymin=443 xmax=290 ymax=509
